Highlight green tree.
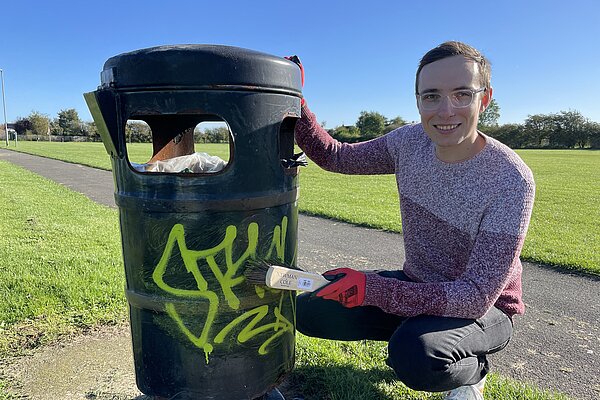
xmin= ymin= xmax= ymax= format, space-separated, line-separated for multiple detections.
xmin=83 ymin=121 xmax=99 ymax=141
xmin=549 ymin=110 xmax=588 ymax=148
xmin=13 ymin=117 xmax=32 ymax=136
xmin=356 ymin=111 xmax=386 ymax=140
xmin=196 ymin=129 xmax=208 ymax=143
xmin=28 ymin=111 xmax=51 ymax=136
xmin=523 ymin=114 xmax=554 ymax=147
xmin=125 ymin=120 xmax=152 ymax=143
xmin=49 ymin=119 xmax=62 ymax=136
xmin=330 ymin=125 xmax=361 ymax=143
xmin=587 ymin=121 xmax=600 ymax=149
xmin=204 ymin=127 xmax=230 ymax=143
xmin=383 ymin=116 xmax=408 ymax=134
xmin=483 ymin=123 xmax=528 ymax=149
xmin=478 ymin=99 xmax=500 ymax=127
xmin=57 ymin=108 xmax=83 ymax=136
xmin=522 ymin=111 xmax=590 ymax=148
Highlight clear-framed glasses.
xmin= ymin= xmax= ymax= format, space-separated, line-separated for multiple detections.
xmin=417 ymin=88 xmax=486 ymax=111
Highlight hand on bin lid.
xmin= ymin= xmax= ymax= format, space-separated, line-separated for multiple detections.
xmin=285 ymin=55 xmax=305 ymax=106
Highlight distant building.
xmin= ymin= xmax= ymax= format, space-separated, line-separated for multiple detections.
xmin=1 ymin=123 xmax=17 ymax=139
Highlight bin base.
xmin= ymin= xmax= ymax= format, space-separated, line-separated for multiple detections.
xmin=151 ymin=387 xmax=286 ymax=400
xmin=259 ymin=387 xmax=286 ymax=400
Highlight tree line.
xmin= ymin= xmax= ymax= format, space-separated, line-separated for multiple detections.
xmin=328 ymin=100 xmax=600 ymax=149
xmin=7 ymin=102 xmax=600 ymax=149
xmin=119 ymin=121 xmax=230 ymax=143
xmin=480 ymin=110 xmax=600 ymax=149
xmin=12 ymin=109 xmax=99 ymax=139
xmin=8 ymin=110 xmax=230 ymax=144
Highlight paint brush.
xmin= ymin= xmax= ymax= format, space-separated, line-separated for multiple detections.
xmin=244 ymin=259 xmax=332 ymax=292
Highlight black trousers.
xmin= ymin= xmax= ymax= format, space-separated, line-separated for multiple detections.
xmin=295 ymin=271 xmax=513 ymax=392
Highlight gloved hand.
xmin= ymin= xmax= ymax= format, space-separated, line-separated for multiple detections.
xmin=316 ymin=267 xmax=366 ymax=308
xmin=285 ymin=55 xmax=305 ymax=105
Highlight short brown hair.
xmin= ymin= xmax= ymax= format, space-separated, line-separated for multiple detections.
xmin=415 ymin=41 xmax=491 ymax=94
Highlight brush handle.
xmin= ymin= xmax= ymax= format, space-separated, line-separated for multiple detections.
xmin=265 ymin=265 xmax=331 ymax=292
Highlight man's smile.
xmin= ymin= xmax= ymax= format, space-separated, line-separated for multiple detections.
xmin=434 ymin=123 xmax=461 ymax=132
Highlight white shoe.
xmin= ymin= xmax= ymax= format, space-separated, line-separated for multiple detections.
xmin=443 ymin=375 xmax=486 ymax=399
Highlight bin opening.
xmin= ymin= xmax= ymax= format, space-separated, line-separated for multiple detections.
xmin=279 ymin=116 xmax=305 ymax=174
xmin=125 ymin=116 xmax=231 ymax=174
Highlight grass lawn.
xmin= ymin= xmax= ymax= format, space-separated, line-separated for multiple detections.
xmin=0 ymin=160 xmax=126 ymax=356
xmin=294 ymin=336 xmax=569 ymax=399
xmin=6 ymin=141 xmax=599 ymax=276
xmin=0 ymin=160 xmax=569 ymax=399
xmin=516 ymin=150 xmax=600 ymax=273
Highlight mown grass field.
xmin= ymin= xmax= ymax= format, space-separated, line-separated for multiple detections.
xmin=0 ymin=159 xmax=568 ymax=399
xmin=7 ymin=141 xmax=600 ymax=275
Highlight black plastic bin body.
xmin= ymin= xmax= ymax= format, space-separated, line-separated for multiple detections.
xmin=84 ymin=45 xmax=303 ymax=400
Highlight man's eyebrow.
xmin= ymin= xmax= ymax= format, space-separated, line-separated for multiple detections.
xmin=419 ymin=86 xmax=474 ymax=94
xmin=419 ymin=88 xmax=439 ymax=94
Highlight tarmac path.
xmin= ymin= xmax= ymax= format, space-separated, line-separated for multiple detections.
xmin=0 ymin=148 xmax=598 ymax=399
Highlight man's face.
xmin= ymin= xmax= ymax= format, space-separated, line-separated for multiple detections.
xmin=416 ymin=55 xmax=491 ymax=162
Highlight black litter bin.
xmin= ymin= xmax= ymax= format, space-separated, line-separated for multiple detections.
xmin=84 ymin=45 xmax=303 ymax=400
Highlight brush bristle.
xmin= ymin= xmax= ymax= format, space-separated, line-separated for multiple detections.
xmin=243 ymin=259 xmax=272 ymax=285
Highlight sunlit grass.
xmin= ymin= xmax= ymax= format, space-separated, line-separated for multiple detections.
xmin=294 ymin=335 xmax=569 ymax=399
xmin=516 ymin=150 xmax=600 ymax=273
xmin=0 ymin=160 xmax=126 ymax=359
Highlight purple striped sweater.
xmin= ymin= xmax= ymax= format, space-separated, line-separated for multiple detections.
xmin=296 ymin=104 xmax=535 ymax=319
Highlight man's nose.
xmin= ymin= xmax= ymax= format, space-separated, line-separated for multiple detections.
xmin=436 ymin=96 xmax=455 ymax=117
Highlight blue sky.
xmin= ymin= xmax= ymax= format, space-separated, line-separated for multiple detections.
xmin=2 ymin=0 xmax=599 ymax=128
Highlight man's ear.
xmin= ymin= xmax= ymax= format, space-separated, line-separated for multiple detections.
xmin=480 ymin=87 xmax=493 ymax=112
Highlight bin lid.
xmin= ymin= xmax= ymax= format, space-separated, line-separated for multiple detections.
xmin=100 ymin=44 xmax=302 ymax=95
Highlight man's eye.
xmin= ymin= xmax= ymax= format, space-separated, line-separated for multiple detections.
xmin=423 ymin=94 xmax=440 ymax=102
xmin=454 ymin=91 xmax=471 ymax=98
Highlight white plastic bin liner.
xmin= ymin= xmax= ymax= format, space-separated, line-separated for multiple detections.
xmin=132 ymin=152 xmax=226 ymax=173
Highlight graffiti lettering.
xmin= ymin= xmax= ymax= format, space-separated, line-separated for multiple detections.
xmin=152 ymin=217 xmax=294 ymax=363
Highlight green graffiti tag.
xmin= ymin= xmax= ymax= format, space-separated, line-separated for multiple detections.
xmin=152 ymin=216 xmax=294 ymax=362
xmin=213 ymin=301 xmax=294 ymax=355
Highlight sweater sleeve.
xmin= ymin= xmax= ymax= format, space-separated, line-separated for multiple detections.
xmin=295 ymin=103 xmax=395 ymax=174
xmin=363 ymin=174 xmax=536 ymax=319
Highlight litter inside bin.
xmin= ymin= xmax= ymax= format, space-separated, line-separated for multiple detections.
xmin=132 ymin=152 xmax=227 ymax=173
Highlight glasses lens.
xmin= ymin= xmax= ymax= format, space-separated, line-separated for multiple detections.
xmin=419 ymin=89 xmax=481 ymax=110
xmin=450 ymin=90 xmax=474 ymax=108
xmin=420 ymin=94 xmax=440 ymax=110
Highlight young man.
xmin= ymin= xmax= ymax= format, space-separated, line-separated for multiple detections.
xmin=292 ymin=42 xmax=535 ymax=399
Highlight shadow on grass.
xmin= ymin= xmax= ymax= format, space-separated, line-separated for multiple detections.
xmin=287 ymin=364 xmax=414 ymax=400
xmin=522 ymin=258 xmax=600 ymax=280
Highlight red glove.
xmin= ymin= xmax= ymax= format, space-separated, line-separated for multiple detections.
xmin=284 ymin=55 xmax=305 ymax=106
xmin=316 ymin=268 xmax=366 ymax=308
